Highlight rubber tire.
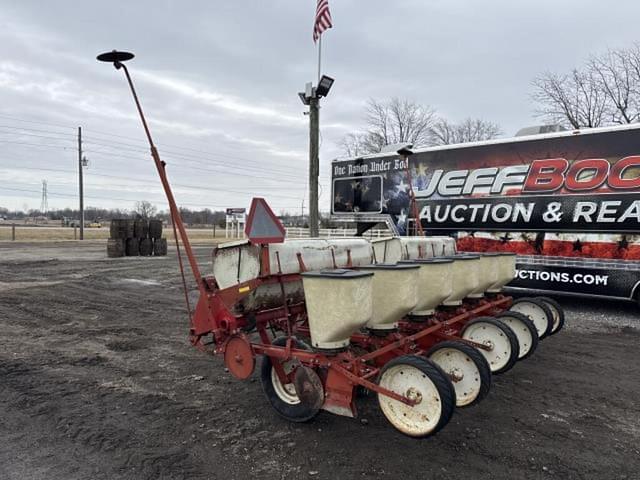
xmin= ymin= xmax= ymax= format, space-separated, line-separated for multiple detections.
xmin=125 ymin=237 xmax=140 ymax=256
xmin=124 ymin=220 xmax=135 ymax=238
xmin=377 ymin=355 xmax=455 ymax=438
xmin=461 ymin=316 xmax=520 ymax=375
xmin=260 ymin=337 xmax=319 ymax=423
xmin=423 ymin=356 xmax=458 ymax=409
xmin=134 ymin=219 xmax=149 ymax=239
xmin=536 ymin=296 xmax=565 ymax=335
xmin=510 ymin=297 xmax=554 ymax=339
xmin=153 ymin=238 xmax=168 ymax=256
xmin=496 ymin=311 xmax=539 ymax=360
xmin=427 ymin=340 xmax=491 ymax=408
xmin=139 ymin=238 xmax=153 ymax=256
xmin=149 ymin=219 xmax=163 ymax=239
xmin=106 ymin=238 xmax=125 ymax=258
xmin=109 ymin=219 xmax=128 ymax=239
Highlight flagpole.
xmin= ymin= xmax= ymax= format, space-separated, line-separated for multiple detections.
xmin=317 ymin=36 xmax=322 ymax=84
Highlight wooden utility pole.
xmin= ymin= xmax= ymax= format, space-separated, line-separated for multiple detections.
xmin=308 ymin=96 xmax=320 ymax=237
xmin=78 ymin=126 xmax=84 ymax=240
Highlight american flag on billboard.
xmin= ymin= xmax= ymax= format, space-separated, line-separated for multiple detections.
xmin=313 ymin=0 xmax=333 ymax=43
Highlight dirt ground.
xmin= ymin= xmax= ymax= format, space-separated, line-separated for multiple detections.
xmin=0 ymin=242 xmax=639 ymax=480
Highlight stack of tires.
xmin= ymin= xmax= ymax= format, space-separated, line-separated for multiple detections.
xmin=107 ymin=218 xmax=167 ymax=258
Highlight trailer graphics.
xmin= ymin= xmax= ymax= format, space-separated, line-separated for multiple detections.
xmin=331 ymin=124 xmax=640 ymax=300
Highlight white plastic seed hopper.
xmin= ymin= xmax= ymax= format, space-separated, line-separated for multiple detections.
xmin=398 ymin=258 xmax=454 ymax=316
xmin=467 ymin=252 xmax=502 ymax=298
xmin=486 ymin=253 xmax=517 ymax=293
xmin=301 ymin=269 xmax=374 ymax=350
xmin=357 ymin=263 xmax=420 ymax=331
xmin=440 ymin=254 xmax=481 ymax=306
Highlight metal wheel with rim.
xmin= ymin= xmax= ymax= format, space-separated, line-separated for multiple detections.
xmin=509 ymin=297 xmax=553 ymax=339
xmin=260 ymin=337 xmax=319 ymax=422
xmin=536 ymin=296 xmax=565 ymax=335
xmin=496 ymin=311 xmax=539 ymax=360
xmin=460 ymin=316 xmax=520 ymax=374
xmin=427 ymin=341 xmax=491 ymax=407
xmin=377 ymin=355 xmax=455 ymax=438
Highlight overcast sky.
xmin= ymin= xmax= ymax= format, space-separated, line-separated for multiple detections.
xmin=2 ymin=0 xmax=640 ymax=214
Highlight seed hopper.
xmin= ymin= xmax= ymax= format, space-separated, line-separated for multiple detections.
xmin=98 ymin=51 xmax=564 ymax=437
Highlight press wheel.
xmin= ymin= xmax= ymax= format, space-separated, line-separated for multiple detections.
xmin=377 ymin=355 xmax=455 ymax=438
xmin=427 ymin=341 xmax=491 ymax=407
xmin=496 ymin=311 xmax=539 ymax=360
xmin=536 ymin=296 xmax=565 ymax=335
xmin=510 ymin=297 xmax=553 ymax=339
xmin=461 ymin=316 xmax=519 ymax=374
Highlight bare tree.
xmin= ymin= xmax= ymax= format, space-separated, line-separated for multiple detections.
xmin=532 ymin=68 xmax=609 ymax=128
xmin=588 ymin=47 xmax=640 ymax=124
xmin=430 ymin=118 xmax=502 ymax=145
xmin=338 ymin=98 xmax=503 ymax=156
xmin=360 ymin=97 xmax=437 ymax=153
xmin=338 ymin=132 xmax=368 ymax=158
xmin=134 ymin=200 xmax=157 ymax=219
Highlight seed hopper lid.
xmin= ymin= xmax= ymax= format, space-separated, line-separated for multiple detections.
xmin=496 ymin=252 xmax=517 ymax=256
xmin=359 ymin=263 xmax=420 ymax=270
xmin=398 ymin=258 xmax=454 ymax=264
xmin=301 ymin=268 xmax=374 ymax=279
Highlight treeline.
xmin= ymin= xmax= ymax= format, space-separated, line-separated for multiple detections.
xmin=0 ymin=206 xmax=228 ymax=226
xmin=0 ymin=205 xmax=341 ymax=228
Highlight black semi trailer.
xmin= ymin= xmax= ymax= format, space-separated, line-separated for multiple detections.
xmin=330 ymin=124 xmax=640 ymax=303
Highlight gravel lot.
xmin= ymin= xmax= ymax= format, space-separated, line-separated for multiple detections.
xmin=0 ymin=242 xmax=638 ymax=480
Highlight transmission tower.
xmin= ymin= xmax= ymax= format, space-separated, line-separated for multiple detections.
xmin=40 ymin=179 xmax=49 ymax=215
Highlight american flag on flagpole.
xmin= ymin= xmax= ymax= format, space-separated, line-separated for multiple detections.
xmin=313 ymin=0 xmax=333 ymax=43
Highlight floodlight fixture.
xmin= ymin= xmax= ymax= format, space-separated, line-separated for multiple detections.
xmin=298 ymin=92 xmax=311 ymax=106
xmin=315 ymin=75 xmax=334 ymax=98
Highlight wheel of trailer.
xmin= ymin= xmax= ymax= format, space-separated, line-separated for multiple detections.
xmin=496 ymin=311 xmax=538 ymax=360
xmin=377 ymin=355 xmax=455 ymax=438
xmin=427 ymin=341 xmax=491 ymax=408
xmin=536 ymin=296 xmax=565 ymax=335
xmin=509 ymin=297 xmax=553 ymax=339
xmin=260 ymin=337 xmax=320 ymax=423
xmin=460 ymin=317 xmax=519 ymax=375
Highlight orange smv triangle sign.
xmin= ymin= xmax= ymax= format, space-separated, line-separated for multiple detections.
xmin=244 ymin=198 xmax=286 ymax=244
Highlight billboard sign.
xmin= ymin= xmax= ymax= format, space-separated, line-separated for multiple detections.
xmin=331 ymin=125 xmax=640 ymax=234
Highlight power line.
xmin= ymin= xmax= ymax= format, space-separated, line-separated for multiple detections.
xmin=0 ymin=124 xmax=77 ymax=138
xmin=0 ymin=185 xmax=303 ymax=210
xmin=0 ymin=119 xmax=304 ymax=177
xmin=0 ymin=116 xmax=331 ymax=180
xmin=0 ymin=139 xmax=317 ymax=185
xmin=0 ymin=163 xmax=308 ymax=192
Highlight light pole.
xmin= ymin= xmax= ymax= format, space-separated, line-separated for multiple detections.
xmin=299 ymin=75 xmax=334 ymax=237
xmin=97 ymin=50 xmax=205 ymax=299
